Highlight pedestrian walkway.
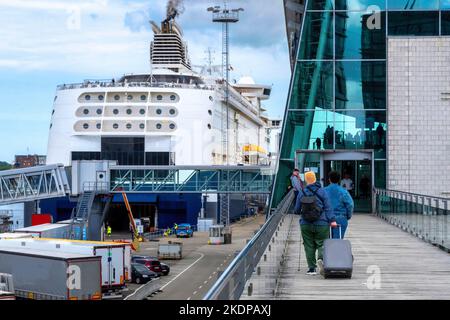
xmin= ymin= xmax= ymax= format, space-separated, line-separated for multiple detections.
xmin=241 ymin=214 xmax=450 ymax=300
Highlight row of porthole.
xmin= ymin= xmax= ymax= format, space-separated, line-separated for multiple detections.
xmin=82 ymin=108 xmax=177 ymax=115
xmin=83 ymin=94 xmax=177 ymax=101
xmin=81 ymin=123 xmax=176 ymax=130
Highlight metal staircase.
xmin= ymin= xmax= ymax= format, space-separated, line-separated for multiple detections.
xmin=69 ymin=191 xmax=96 ymax=240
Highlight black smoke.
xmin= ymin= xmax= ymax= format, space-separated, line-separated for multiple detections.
xmin=166 ymin=0 xmax=185 ymax=21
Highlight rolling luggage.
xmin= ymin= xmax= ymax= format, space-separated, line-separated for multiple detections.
xmin=323 ymin=225 xmax=353 ymax=279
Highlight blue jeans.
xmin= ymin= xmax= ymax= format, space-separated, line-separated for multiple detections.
xmin=331 ymin=216 xmax=348 ymax=239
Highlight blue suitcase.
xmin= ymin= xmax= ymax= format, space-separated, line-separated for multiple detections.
xmin=323 ymin=226 xmax=353 ymax=278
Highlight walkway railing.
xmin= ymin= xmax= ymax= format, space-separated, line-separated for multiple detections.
xmin=203 ymin=190 xmax=295 ymax=300
xmin=375 ymin=188 xmax=449 ymax=252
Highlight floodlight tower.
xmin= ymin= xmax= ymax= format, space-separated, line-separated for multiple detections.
xmin=207 ymin=3 xmax=244 ymax=232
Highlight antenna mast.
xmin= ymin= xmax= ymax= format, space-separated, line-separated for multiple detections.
xmin=207 ymin=2 xmax=244 ymax=232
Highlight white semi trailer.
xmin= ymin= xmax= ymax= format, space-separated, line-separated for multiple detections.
xmin=0 ymin=238 xmax=131 ymax=293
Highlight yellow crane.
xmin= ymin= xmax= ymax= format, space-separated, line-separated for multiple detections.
xmin=121 ymin=192 xmax=142 ymax=251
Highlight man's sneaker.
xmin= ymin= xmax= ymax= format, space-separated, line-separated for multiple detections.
xmin=306 ymin=268 xmax=317 ymax=275
xmin=317 ymin=259 xmax=324 ymax=276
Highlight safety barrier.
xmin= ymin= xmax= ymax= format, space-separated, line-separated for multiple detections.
xmin=375 ymin=189 xmax=449 ymax=252
xmin=203 ymin=190 xmax=294 ymax=300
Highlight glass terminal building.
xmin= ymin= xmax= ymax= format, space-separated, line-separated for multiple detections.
xmin=273 ymin=0 xmax=450 ymax=212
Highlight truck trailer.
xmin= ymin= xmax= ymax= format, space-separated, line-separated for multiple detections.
xmin=14 ymin=223 xmax=71 ymax=239
xmin=0 ymin=248 xmax=102 ymax=300
xmin=0 ymin=238 xmax=131 ymax=293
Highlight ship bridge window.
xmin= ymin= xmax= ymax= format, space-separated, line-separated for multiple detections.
xmin=170 ymin=95 xmax=176 ymax=101
xmin=263 ymin=89 xmax=271 ymax=96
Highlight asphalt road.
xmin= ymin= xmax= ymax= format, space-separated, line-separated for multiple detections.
xmin=124 ymin=214 xmax=265 ymax=300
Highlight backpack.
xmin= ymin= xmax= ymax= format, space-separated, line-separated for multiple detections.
xmin=300 ymin=187 xmax=323 ymax=223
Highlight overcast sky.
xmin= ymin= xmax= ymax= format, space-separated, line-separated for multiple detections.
xmin=0 ymin=0 xmax=290 ymax=162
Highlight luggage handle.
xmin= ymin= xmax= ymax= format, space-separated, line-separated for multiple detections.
xmin=330 ymin=224 xmax=342 ymax=239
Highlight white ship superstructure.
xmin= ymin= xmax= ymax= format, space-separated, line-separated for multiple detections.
xmin=47 ymin=16 xmax=272 ymax=169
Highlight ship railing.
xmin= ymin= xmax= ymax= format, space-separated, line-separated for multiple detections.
xmin=57 ymin=81 xmax=216 ymax=91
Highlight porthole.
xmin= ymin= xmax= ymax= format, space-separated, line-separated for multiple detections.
xmin=156 ymin=123 xmax=162 ymax=130
xmin=157 ymin=95 xmax=163 ymax=101
xmin=140 ymin=95 xmax=146 ymax=101
xmin=139 ymin=109 xmax=145 ymax=115
xmin=209 ymin=96 xmax=213 ymax=101
xmin=54 ymin=96 xmax=57 ymax=102
xmin=208 ymin=110 xmax=212 ymax=115
xmin=85 ymin=95 xmax=91 ymax=101
xmin=114 ymin=95 xmax=120 ymax=101
xmin=96 ymin=123 xmax=101 ymax=129
xmin=156 ymin=109 xmax=162 ymax=115
xmin=127 ymin=95 xmax=133 ymax=101
xmin=169 ymin=123 xmax=176 ymax=130
xmin=207 ymin=124 xmax=212 ymax=130
xmin=169 ymin=109 xmax=176 ymax=115
xmin=83 ymin=109 xmax=89 ymax=115
xmin=126 ymin=123 xmax=132 ymax=130
xmin=98 ymin=95 xmax=104 ymax=101
xmin=83 ymin=123 xmax=89 ymax=129
xmin=50 ymin=123 xmax=52 ymax=129
xmin=139 ymin=123 xmax=145 ymax=129
xmin=126 ymin=109 xmax=132 ymax=115
xmin=96 ymin=109 xmax=102 ymax=115
xmin=52 ymin=110 xmax=55 ymax=115
xmin=170 ymin=95 xmax=176 ymax=101
xmin=113 ymin=123 xmax=119 ymax=129
xmin=113 ymin=109 xmax=119 ymax=115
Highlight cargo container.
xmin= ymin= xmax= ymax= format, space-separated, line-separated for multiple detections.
xmin=14 ymin=223 xmax=71 ymax=239
xmin=0 ymin=238 xmax=131 ymax=292
xmin=0 ymin=248 xmax=102 ymax=300
xmin=158 ymin=242 xmax=183 ymax=260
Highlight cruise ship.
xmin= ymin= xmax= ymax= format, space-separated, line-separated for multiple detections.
xmin=42 ymin=14 xmax=274 ymax=231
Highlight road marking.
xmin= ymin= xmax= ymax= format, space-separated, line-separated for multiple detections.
xmin=209 ymin=276 xmax=213 ymax=280
xmin=193 ymin=291 xmax=198 ymax=295
xmin=160 ymin=253 xmax=205 ymax=290
xmin=123 ymin=284 xmax=147 ymax=300
xmin=199 ymin=285 xmax=203 ymax=289
xmin=204 ymin=280 xmax=208 ymax=284
xmin=187 ymin=297 xmax=191 ymax=300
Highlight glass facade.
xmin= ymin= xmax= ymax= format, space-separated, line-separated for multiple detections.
xmin=273 ymin=0 xmax=449 ymax=208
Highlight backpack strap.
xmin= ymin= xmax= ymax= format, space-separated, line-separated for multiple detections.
xmin=306 ymin=186 xmax=323 ymax=202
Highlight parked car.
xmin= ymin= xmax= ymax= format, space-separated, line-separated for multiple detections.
xmin=131 ymin=255 xmax=170 ymax=276
xmin=160 ymin=262 xmax=170 ymax=276
xmin=131 ymin=256 xmax=163 ymax=275
xmin=131 ymin=263 xmax=158 ymax=284
xmin=175 ymin=223 xmax=193 ymax=238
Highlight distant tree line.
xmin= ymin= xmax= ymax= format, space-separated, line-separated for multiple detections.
xmin=0 ymin=161 xmax=12 ymax=171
